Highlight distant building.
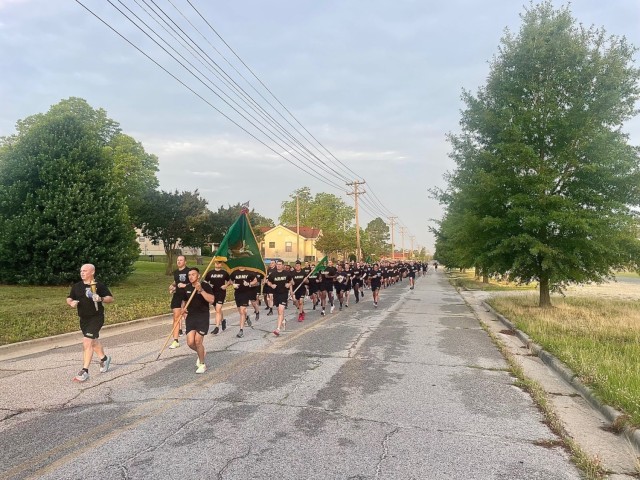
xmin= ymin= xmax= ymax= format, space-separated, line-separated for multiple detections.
xmin=259 ymin=225 xmax=323 ymax=263
xmin=135 ymin=228 xmax=201 ymax=258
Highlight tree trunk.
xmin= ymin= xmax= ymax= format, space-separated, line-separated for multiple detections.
xmin=539 ymin=275 xmax=552 ymax=308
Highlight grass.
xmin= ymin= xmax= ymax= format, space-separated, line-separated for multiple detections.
xmin=447 ymin=270 xmax=537 ymax=292
xmin=0 ymin=262 xmax=171 ymax=345
xmin=488 ymin=294 xmax=640 ymax=428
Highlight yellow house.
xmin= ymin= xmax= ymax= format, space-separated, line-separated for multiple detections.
xmin=260 ymin=225 xmax=323 ymax=263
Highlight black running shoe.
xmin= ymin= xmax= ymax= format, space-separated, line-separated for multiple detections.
xmin=267 ymin=308 xmax=273 ymax=316
xmin=222 ymin=319 xmax=227 ymax=331
xmin=236 ymin=329 xmax=244 ymax=338
xmin=211 ymin=326 xmax=219 ymax=335
xmin=246 ymin=316 xmax=252 ymax=327
xmin=255 ymin=311 xmax=260 ymax=321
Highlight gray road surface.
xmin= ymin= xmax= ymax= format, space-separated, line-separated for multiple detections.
xmin=0 ymin=269 xmax=580 ymax=479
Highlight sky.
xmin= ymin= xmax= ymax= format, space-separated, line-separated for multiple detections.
xmin=1 ymin=0 xmax=639 ymax=254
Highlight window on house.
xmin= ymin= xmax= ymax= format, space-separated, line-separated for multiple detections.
xmin=138 ymin=236 xmax=145 ymax=242
xmin=269 ymin=242 xmax=275 ymax=248
xmin=285 ymin=241 xmax=292 ymax=252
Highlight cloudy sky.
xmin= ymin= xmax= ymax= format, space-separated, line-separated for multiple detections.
xmin=1 ymin=0 xmax=639 ymax=253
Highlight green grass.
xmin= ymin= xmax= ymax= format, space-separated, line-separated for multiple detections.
xmin=488 ymin=294 xmax=640 ymax=428
xmin=0 ymin=262 xmax=172 ymax=345
xmin=447 ymin=270 xmax=537 ymax=291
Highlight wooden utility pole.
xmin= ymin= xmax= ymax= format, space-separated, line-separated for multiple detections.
xmin=296 ymin=193 xmax=300 ymax=261
xmin=399 ymin=226 xmax=406 ymax=260
xmin=347 ymin=180 xmax=366 ymax=262
xmin=388 ymin=216 xmax=397 ymax=261
xmin=410 ymin=235 xmax=415 ymax=259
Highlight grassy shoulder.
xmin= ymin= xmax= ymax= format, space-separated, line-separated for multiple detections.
xmin=0 ymin=261 xmax=172 ymax=345
xmin=447 ymin=270 xmax=537 ymax=291
xmin=487 ymin=293 xmax=640 ymax=429
xmin=448 ymin=270 xmax=640 ymax=428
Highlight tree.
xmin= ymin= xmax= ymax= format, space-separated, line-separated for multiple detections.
xmin=200 ymin=203 xmax=274 ymax=246
xmin=314 ymin=229 xmax=350 ymax=259
xmin=279 ymin=187 xmax=354 ymax=233
xmin=362 ymin=217 xmax=390 ymax=258
xmin=107 ymin=133 xmax=159 ymax=224
xmin=438 ymin=2 xmax=640 ymax=306
xmin=0 ymin=99 xmax=139 ymax=284
xmin=138 ymin=190 xmax=209 ymax=273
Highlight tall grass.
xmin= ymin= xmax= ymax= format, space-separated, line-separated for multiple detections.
xmin=488 ymin=294 xmax=640 ymax=427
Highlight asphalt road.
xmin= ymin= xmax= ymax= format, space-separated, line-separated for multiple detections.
xmin=0 ymin=269 xmax=581 ymax=479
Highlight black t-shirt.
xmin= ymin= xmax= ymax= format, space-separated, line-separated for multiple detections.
xmin=230 ymin=270 xmax=256 ymax=294
xmin=291 ymin=269 xmax=307 ymax=288
xmin=173 ymin=267 xmax=190 ymax=295
xmin=183 ymin=282 xmax=213 ymax=320
xmin=268 ymin=270 xmax=293 ymax=294
xmin=322 ymin=266 xmax=337 ymax=283
xmin=370 ymin=270 xmax=383 ymax=285
xmin=205 ymin=269 xmax=230 ymax=290
xmin=69 ymin=280 xmax=112 ymax=318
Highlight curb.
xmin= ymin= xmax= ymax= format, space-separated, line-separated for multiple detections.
xmin=481 ymin=300 xmax=640 ymax=453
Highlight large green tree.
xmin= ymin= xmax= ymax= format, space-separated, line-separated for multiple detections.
xmin=362 ymin=217 xmax=390 ymax=258
xmin=279 ymin=187 xmax=354 ymax=233
xmin=437 ymin=2 xmax=640 ymax=306
xmin=0 ymin=98 xmax=139 ymax=284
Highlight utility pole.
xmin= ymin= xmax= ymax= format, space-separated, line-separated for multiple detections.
xmin=296 ymin=193 xmax=300 ymax=261
xmin=388 ymin=216 xmax=397 ymax=261
xmin=347 ymin=180 xmax=366 ymax=262
xmin=410 ymin=235 xmax=415 ymax=259
xmin=399 ymin=226 xmax=406 ymax=260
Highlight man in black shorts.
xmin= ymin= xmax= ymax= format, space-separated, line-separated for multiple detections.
xmin=230 ymin=266 xmax=257 ymax=338
xmin=322 ymin=259 xmax=337 ymax=314
xmin=266 ymin=260 xmax=293 ymax=336
xmin=369 ymin=263 xmax=383 ymax=307
xmin=182 ymin=267 xmax=214 ymax=373
xmin=204 ymin=260 xmax=230 ymax=334
xmin=67 ymin=264 xmax=114 ymax=383
xmin=291 ymin=261 xmax=308 ymax=322
xmin=168 ymin=255 xmax=189 ymax=349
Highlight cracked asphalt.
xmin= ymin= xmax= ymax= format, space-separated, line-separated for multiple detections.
xmin=0 ymin=269 xmax=580 ymax=479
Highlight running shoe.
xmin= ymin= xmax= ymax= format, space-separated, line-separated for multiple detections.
xmin=321 ymin=309 xmax=325 ymax=316
xmin=246 ymin=316 xmax=252 ymax=327
xmin=330 ymin=304 xmax=335 ymax=313
xmin=301 ymin=311 xmax=306 ymax=320
xmin=298 ymin=313 xmax=303 ymax=322
xmin=312 ymin=303 xmax=316 ymax=310
xmin=339 ymin=302 xmax=343 ymax=311
xmin=196 ymin=363 xmax=207 ymax=374
xmin=255 ymin=311 xmax=260 ymax=321
xmin=236 ymin=329 xmax=244 ymax=338
xmin=374 ymin=302 xmax=378 ymax=308
xmin=222 ymin=319 xmax=227 ymax=331
xmin=267 ymin=308 xmax=273 ymax=316
xmin=73 ymin=370 xmax=89 ymax=383
xmin=169 ymin=340 xmax=180 ymax=349
xmin=211 ymin=326 xmax=220 ymax=335
xmin=99 ymin=356 xmax=112 ymax=373
xmin=273 ymin=329 xmax=280 ymax=336
xmin=345 ymin=303 xmax=349 ymax=308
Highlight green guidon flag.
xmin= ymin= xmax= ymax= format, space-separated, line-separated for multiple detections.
xmin=311 ymin=255 xmax=328 ymax=275
xmin=212 ymin=208 xmax=266 ymax=275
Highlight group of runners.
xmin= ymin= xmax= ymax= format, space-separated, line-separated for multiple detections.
xmin=168 ymin=256 xmax=430 ymax=374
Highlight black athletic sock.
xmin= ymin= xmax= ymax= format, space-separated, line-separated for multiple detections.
xmin=82 ymin=368 xmax=89 ymax=373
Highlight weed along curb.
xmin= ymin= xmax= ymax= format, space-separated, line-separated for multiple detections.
xmin=482 ymin=300 xmax=640 ymax=453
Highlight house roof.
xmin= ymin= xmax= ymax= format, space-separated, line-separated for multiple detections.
xmin=261 ymin=225 xmax=321 ymax=239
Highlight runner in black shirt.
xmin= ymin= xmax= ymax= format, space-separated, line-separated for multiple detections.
xmin=266 ymin=260 xmax=293 ymax=336
xmin=168 ymin=255 xmax=189 ymax=349
xmin=204 ymin=260 xmax=230 ymax=334
xmin=369 ymin=263 xmax=383 ymax=307
xmin=321 ymin=260 xmax=337 ymax=314
xmin=290 ymin=261 xmax=308 ymax=322
xmin=183 ymin=267 xmax=214 ymax=373
xmin=230 ymin=267 xmax=257 ymax=338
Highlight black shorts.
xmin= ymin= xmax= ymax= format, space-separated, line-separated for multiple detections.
xmin=80 ymin=314 xmax=104 ymax=339
xmin=170 ymin=293 xmax=184 ymax=309
xmin=408 ymin=272 xmax=416 ymax=278
xmin=308 ymin=284 xmax=319 ymax=295
xmin=263 ymin=284 xmax=274 ymax=295
xmin=320 ymin=282 xmax=333 ymax=292
xmin=273 ymin=292 xmax=288 ymax=307
xmin=370 ymin=282 xmax=381 ymax=292
xmin=294 ymin=288 xmax=305 ymax=300
xmin=185 ymin=315 xmax=209 ymax=336
xmin=212 ymin=289 xmax=226 ymax=305
xmin=235 ymin=292 xmax=251 ymax=307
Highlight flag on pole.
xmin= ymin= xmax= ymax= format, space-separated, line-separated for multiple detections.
xmin=310 ymin=255 xmax=329 ymax=275
xmin=364 ymin=255 xmax=372 ymax=264
xmin=213 ymin=210 xmax=265 ymax=275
